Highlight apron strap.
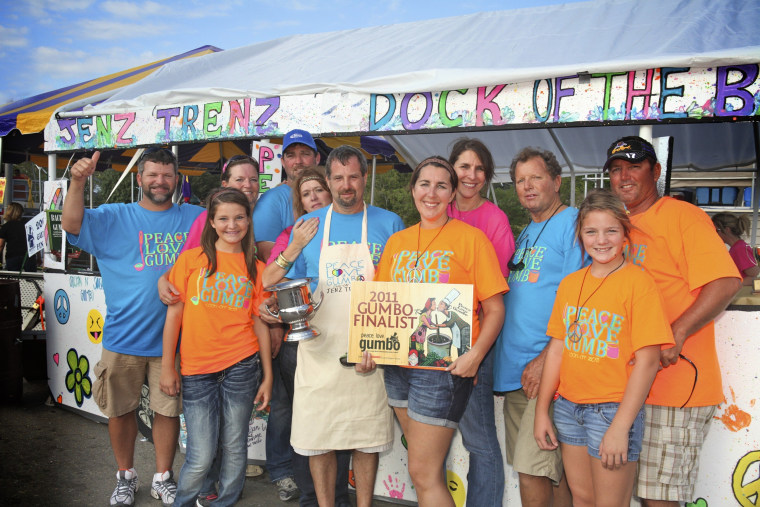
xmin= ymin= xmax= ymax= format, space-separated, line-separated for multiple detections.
xmin=321 ymin=204 xmax=368 ymax=249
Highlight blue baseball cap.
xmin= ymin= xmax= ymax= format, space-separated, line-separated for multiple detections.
xmin=282 ymin=129 xmax=318 ymax=154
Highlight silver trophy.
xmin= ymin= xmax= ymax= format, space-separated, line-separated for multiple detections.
xmin=264 ymin=278 xmax=323 ymax=342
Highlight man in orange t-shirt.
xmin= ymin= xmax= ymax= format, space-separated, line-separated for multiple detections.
xmin=604 ymin=136 xmax=741 ymax=506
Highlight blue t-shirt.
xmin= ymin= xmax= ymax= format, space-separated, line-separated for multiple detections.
xmin=253 ymin=184 xmax=293 ymax=243
xmin=287 ymin=205 xmax=404 ymax=291
xmin=493 ymin=207 xmax=587 ymax=391
xmin=68 ymin=202 xmax=203 ymax=356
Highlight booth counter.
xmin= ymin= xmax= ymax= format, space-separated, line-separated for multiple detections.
xmin=44 ymin=270 xmax=759 ymax=506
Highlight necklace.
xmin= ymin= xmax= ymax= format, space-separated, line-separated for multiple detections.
xmin=406 ymin=217 xmax=450 ymax=283
xmin=567 ymin=258 xmax=626 ymax=343
xmin=508 ymin=202 xmax=563 ymax=272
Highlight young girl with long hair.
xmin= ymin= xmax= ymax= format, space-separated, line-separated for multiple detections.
xmin=160 ymin=187 xmax=272 ymax=507
xmin=534 ymin=189 xmax=673 ymax=506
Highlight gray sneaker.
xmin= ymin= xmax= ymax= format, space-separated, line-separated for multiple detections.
xmin=275 ymin=477 xmax=300 ymax=502
xmin=110 ymin=469 xmax=139 ymax=506
xmin=196 ymin=492 xmax=218 ymax=507
xmin=151 ymin=470 xmax=177 ymax=506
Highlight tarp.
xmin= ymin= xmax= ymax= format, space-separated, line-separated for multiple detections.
xmin=0 ymin=45 xmax=222 ymax=137
xmin=42 ymin=0 xmax=760 ymax=183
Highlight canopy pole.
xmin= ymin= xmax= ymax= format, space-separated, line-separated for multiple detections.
xmin=751 ymin=123 xmax=760 ymax=247
xmin=48 ymin=154 xmax=57 ymax=182
xmin=370 ymin=155 xmax=377 ymax=206
xmin=548 ymin=129 xmax=576 ymax=206
xmin=638 ymin=125 xmax=653 ymax=142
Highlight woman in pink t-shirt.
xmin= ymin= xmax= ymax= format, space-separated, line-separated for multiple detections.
xmin=713 ymin=212 xmax=759 ymax=285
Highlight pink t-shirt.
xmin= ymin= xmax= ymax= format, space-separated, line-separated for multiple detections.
xmin=447 ymin=200 xmax=515 ymax=277
xmin=729 ymin=239 xmax=758 ymax=275
xmin=266 ymin=226 xmax=294 ymax=265
xmin=181 ymin=210 xmax=207 ymax=252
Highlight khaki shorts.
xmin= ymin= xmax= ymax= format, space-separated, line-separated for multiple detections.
xmin=92 ymin=349 xmax=181 ymax=418
xmin=636 ymin=404 xmax=716 ymax=502
xmin=503 ymin=389 xmax=563 ymax=484
xmin=293 ymin=441 xmax=392 ymax=457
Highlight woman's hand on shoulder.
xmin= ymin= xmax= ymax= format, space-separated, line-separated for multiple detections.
xmin=292 ymin=218 xmax=320 ymax=249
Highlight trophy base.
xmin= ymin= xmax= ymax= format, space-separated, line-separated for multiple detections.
xmin=285 ymin=325 xmax=320 ymax=342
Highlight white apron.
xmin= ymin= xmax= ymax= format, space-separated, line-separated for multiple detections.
xmin=291 ymin=205 xmax=393 ymax=451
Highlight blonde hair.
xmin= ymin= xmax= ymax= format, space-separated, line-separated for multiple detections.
xmin=3 ymin=203 xmax=23 ymax=223
xmin=712 ymin=212 xmax=750 ymax=238
xmin=576 ymin=189 xmax=633 ymax=256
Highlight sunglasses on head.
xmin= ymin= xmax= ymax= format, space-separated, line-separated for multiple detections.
xmin=139 ymin=146 xmax=175 ymax=163
xmin=222 ymin=155 xmax=256 ymax=174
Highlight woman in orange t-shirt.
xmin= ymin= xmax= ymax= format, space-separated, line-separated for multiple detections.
xmin=160 ymin=188 xmax=272 ymax=506
xmin=375 ymin=156 xmax=507 ymax=507
xmin=534 ymin=190 xmax=673 ymax=506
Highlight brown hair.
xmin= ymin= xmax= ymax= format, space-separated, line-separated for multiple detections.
xmin=3 ymin=202 xmax=23 ymax=223
xmin=292 ymin=168 xmax=330 ymax=219
xmin=409 ymin=156 xmax=458 ymax=192
xmin=200 ymin=187 xmax=257 ymax=282
xmin=448 ymin=137 xmax=495 ymax=184
xmin=712 ymin=212 xmax=751 ymax=238
xmin=509 ymin=147 xmax=561 ymax=183
xmin=575 ymin=189 xmax=633 ymax=257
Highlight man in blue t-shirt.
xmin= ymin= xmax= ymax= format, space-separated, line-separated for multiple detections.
xmin=493 ymin=147 xmax=584 ymax=507
xmin=253 ymin=129 xmax=321 ymax=263
xmin=263 ymin=145 xmax=403 ymax=507
xmin=63 ymin=148 xmax=203 ymax=507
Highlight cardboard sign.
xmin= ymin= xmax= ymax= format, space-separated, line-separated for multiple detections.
xmin=252 ymin=139 xmax=283 ymax=193
xmin=46 ymin=210 xmax=63 ymax=252
xmin=24 ymin=211 xmax=47 ymax=256
xmin=348 ymin=281 xmax=473 ymax=369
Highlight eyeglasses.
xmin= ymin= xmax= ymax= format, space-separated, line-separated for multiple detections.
xmin=679 ymin=354 xmax=698 ymax=409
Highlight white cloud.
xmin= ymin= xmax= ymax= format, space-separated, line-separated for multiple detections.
xmin=32 ymin=46 xmax=164 ymax=81
xmin=21 ymin=0 xmax=95 ymax=18
xmin=0 ymin=25 xmax=30 ymax=47
xmin=72 ymin=18 xmax=166 ymax=40
xmin=101 ymin=1 xmax=167 ymax=19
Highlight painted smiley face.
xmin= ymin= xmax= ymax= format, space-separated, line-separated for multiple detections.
xmin=86 ymin=309 xmax=104 ymax=344
xmin=446 ymin=470 xmax=466 ymax=507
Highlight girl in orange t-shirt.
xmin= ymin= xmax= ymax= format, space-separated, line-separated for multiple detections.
xmin=534 ymin=189 xmax=672 ymax=506
xmin=160 ymin=187 xmax=272 ymax=506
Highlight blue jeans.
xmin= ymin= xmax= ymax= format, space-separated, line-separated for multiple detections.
xmin=175 ymin=354 xmax=261 ymax=507
xmin=458 ymin=347 xmax=504 ymax=506
xmin=266 ymin=345 xmax=294 ymax=483
xmin=279 ymin=342 xmax=351 ymax=507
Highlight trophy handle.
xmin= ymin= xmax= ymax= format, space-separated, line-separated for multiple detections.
xmin=265 ymin=304 xmax=280 ymax=319
xmin=311 ymin=291 xmax=324 ymax=312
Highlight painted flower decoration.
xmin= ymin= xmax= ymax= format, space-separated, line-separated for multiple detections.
xmin=65 ymin=348 xmax=92 ymax=407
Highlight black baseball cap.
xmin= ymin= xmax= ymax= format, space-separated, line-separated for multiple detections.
xmin=603 ymin=136 xmax=657 ymax=171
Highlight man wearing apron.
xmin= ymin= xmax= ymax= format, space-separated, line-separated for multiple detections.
xmin=268 ymin=145 xmax=404 ymax=506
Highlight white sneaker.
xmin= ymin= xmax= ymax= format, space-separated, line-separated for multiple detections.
xmin=151 ymin=470 xmax=177 ymax=506
xmin=110 ymin=469 xmax=138 ymax=506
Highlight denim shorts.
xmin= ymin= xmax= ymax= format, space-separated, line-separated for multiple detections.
xmin=384 ymin=366 xmax=473 ymax=429
xmin=553 ymin=395 xmax=645 ymax=461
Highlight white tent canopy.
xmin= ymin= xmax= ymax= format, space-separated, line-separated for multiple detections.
xmin=90 ymin=0 xmax=760 ymax=108
xmin=47 ymin=0 xmax=760 ymax=183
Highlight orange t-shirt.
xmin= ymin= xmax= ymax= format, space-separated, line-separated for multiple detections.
xmin=375 ymin=219 xmax=509 ymax=347
xmin=628 ymin=197 xmax=741 ymax=407
xmin=546 ymin=263 xmax=673 ymax=404
xmin=168 ymin=247 xmax=267 ymax=375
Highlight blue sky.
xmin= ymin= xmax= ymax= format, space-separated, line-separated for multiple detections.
xmin=0 ymin=0 xmax=584 ymax=107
